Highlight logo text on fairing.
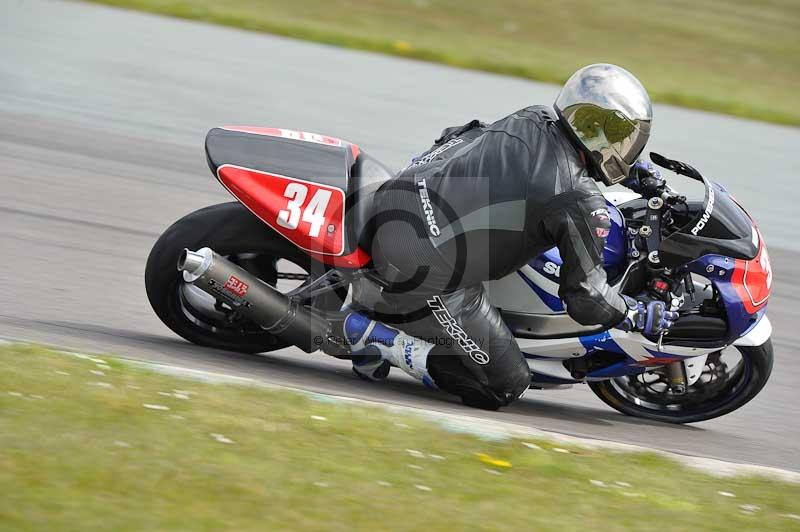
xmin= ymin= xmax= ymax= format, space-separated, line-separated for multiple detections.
xmin=543 ymin=261 xmax=561 ymax=277
xmin=690 ymin=186 xmax=715 ymax=236
xmin=417 ymin=179 xmax=441 ymax=237
xmin=427 ymin=296 xmax=489 ymax=365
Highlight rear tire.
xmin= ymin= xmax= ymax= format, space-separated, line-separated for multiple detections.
xmin=145 ymin=202 xmax=344 ymax=353
xmin=588 ymin=340 xmax=773 ymax=424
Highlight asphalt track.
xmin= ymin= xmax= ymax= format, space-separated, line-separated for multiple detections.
xmin=3 ymin=0 xmax=800 ymax=471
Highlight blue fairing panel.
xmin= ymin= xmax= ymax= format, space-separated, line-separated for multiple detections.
xmin=528 ymin=200 xmax=627 ymax=283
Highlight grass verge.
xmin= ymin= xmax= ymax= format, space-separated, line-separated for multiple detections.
xmin=83 ymin=0 xmax=800 ymax=126
xmin=1 ymin=343 xmax=800 ymax=531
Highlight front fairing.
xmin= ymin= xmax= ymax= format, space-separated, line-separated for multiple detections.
xmin=686 ymin=252 xmax=770 ymax=344
xmin=666 ymin=176 xmax=771 ymax=343
xmin=659 ymin=177 xmax=758 ymax=268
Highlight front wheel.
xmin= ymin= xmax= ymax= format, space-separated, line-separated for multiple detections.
xmin=588 ymin=340 xmax=773 ymax=424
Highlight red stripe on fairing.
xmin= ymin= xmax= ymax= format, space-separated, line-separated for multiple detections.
xmin=306 ymin=247 xmax=372 ymax=269
xmin=730 ymin=231 xmax=771 ymax=315
xmin=217 ymin=165 xmax=346 ymax=256
xmin=222 ymin=126 xmax=344 ymax=147
xmin=637 ymin=356 xmax=682 ymax=367
xmin=216 ymin=164 xmax=372 ymax=268
xmin=350 ymin=144 xmax=361 ymax=160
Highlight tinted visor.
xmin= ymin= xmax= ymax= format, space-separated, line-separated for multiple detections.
xmin=567 ymin=105 xmax=650 ymax=184
xmin=620 ymin=120 xmax=650 ymax=165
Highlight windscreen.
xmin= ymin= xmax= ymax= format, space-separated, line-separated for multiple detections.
xmin=658 ymin=178 xmax=757 ymax=267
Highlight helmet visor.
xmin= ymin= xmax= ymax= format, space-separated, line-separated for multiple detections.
xmin=619 ymin=119 xmax=650 ymax=165
xmin=566 ymin=104 xmax=650 ymax=184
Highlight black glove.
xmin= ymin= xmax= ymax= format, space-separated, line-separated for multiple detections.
xmin=623 ymin=160 xmax=665 ymax=195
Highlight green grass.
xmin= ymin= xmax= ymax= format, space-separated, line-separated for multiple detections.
xmin=83 ymin=0 xmax=800 ymax=126
xmin=2 ymin=344 xmax=800 ymax=531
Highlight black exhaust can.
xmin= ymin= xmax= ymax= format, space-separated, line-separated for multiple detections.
xmin=178 ymin=247 xmax=332 ymax=353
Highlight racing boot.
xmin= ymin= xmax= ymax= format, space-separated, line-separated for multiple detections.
xmin=343 ymin=312 xmax=436 ymax=388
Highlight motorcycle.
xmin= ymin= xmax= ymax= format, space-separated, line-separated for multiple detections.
xmin=145 ymin=126 xmax=773 ymax=423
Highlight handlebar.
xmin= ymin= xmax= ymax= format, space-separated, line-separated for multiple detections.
xmin=659 ymin=187 xmax=687 ymax=206
xmin=624 ymin=160 xmax=686 ymax=205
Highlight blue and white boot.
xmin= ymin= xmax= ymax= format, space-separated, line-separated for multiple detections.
xmin=343 ymin=312 xmax=437 ymax=388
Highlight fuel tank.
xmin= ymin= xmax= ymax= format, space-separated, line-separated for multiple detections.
xmin=486 ymin=200 xmax=627 ymax=317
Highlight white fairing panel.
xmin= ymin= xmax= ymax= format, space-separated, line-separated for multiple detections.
xmin=604 ymin=190 xmax=642 ymax=206
xmin=487 ymin=190 xmax=641 ymax=314
xmin=485 ymin=266 xmax=559 ymax=315
xmin=518 ymin=337 xmax=585 ymax=358
xmin=520 ymin=330 xmax=719 ymax=362
xmin=733 ymin=315 xmax=772 ymax=347
xmin=521 ymin=329 xmax=722 ymax=383
xmin=683 ymin=355 xmax=708 ymax=386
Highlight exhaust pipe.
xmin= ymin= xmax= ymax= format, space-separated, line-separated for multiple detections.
xmin=178 ymin=247 xmax=333 ymax=353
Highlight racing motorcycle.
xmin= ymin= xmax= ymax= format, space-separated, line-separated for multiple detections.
xmin=145 ymin=126 xmax=773 ymax=424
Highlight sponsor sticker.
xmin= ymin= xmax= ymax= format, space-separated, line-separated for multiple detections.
xmin=217 ymin=166 xmax=346 ymax=256
xmin=690 ymin=186 xmax=715 ymax=236
xmin=223 ymin=275 xmax=249 ymax=297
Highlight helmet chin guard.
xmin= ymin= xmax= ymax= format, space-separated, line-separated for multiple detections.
xmin=554 ymin=64 xmax=652 ymax=185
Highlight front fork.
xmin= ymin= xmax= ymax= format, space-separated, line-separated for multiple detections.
xmin=665 ymin=362 xmax=687 ymax=394
xmin=667 ymin=314 xmax=772 ymax=393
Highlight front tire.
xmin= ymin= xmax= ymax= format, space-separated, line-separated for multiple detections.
xmin=145 ymin=202 xmax=344 ymax=353
xmin=588 ymin=340 xmax=773 ymax=424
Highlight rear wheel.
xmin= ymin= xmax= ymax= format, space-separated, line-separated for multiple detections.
xmin=145 ymin=202 xmax=345 ymax=353
xmin=588 ymin=340 xmax=773 ymax=424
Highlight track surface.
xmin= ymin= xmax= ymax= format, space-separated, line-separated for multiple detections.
xmin=3 ymin=0 xmax=799 ymax=470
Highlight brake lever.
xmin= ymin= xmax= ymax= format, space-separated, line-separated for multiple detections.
xmin=661 ymin=187 xmax=687 ymax=205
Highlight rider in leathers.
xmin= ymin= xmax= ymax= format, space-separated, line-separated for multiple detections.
xmin=344 ymin=64 xmax=678 ymax=410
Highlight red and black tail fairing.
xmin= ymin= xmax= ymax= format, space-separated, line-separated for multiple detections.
xmin=205 ymin=126 xmax=371 ymax=268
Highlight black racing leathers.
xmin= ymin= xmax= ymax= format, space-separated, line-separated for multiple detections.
xmin=370 ymin=105 xmax=627 ymax=327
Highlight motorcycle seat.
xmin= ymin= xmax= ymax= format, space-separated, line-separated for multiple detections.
xmin=205 ymin=126 xmax=353 ymax=191
xmin=349 ymin=153 xmax=395 ymax=249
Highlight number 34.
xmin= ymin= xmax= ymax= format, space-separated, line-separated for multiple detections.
xmin=276 ymin=183 xmax=332 ymax=237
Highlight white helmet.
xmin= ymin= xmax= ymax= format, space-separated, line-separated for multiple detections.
xmin=555 ymin=64 xmax=652 ymax=185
